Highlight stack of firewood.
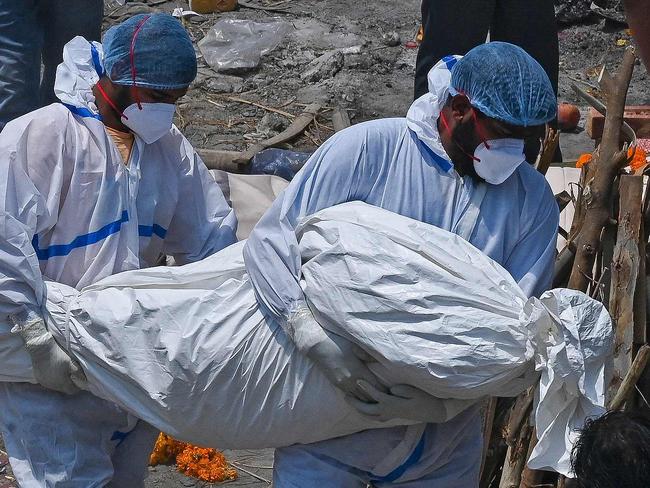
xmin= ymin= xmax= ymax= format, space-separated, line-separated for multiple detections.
xmin=481 ymin=47 xmax=650 ymax=488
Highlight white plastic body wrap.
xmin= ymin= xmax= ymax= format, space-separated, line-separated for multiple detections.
xmin=3 ymin=202 xmax=612 ymax=476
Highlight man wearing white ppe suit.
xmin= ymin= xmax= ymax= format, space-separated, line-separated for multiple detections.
xmin=0 ymin=14 xmax=237 ymax=487
xmin=244 ymin=41 xmax=560 ymax=486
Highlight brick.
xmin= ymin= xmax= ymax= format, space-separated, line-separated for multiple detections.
xmin=586 ymin=106 xmax=650 ymax=140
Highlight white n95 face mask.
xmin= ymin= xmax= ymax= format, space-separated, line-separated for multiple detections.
xmin=473 ymin=138 xmax=526 ymax=185
xmin=122 ymin=102 xmax=176 ymax=144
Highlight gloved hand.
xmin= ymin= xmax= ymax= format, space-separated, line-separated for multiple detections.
xmin=346 ymin=380 xmax=476 ymax=423
xmin=288 ymin=306 xmax=385 ymax=402
xmin=12 ymin=314 xmax=87 ymax=395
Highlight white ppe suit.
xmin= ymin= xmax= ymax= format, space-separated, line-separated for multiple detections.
xmin=0 ymin=37 xmax=237 ymax=487
xmin=243 ymin=58 xmax=559 ymax=486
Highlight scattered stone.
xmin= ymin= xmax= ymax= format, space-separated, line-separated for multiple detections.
xmin=555 ymin=0 xmax=595 ymax=24
xmin=202 ymin=75 xmax=243 ymax=94
xmin=257 ymin=113 xmax=289 ymax=135
xmin=301 ymin=51 xmax=345 ymax=82
xmin=382 ymin=31 xmax=401 ymax=47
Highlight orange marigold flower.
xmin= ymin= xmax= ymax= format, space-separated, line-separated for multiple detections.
xmin=149 ymin=433 xmax=187 ymax=466
xmin=628 ymin=146 xmax=648 ymax=172
xmin=149 ymin=433 xmax=238 ymax=483
xmin=176 ymin=446 xmax=237 ymax=483
xmin=576 ymin=153 xmax=593 ymax=168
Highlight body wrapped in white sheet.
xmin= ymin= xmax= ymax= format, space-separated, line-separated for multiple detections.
xmin=4 ymin=203 xmax=612 ymax=475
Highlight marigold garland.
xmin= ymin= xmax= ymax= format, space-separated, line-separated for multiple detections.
xmin=575 ymin=153 xmax=593 ymax=168
xmin=149 ymin=433 xmax=237 ymax=483
xmin=628 ymin=146 xmax=648 ymax=172
xmin=176 ymin=446 xmax=238 ymax=483
xmin=575 ymin=147 xmax=648 ymax=172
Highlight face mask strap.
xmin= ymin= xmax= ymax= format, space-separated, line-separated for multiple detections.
xmin=440 ymin=110 xmax=481 ymax=163
xmin=129 ymin=15 xmax=151 ymax=110
xmin=95 ymin=81 xmax=127 ymax=120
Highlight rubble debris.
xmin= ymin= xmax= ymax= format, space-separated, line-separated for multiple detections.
xmin=301 ymin=50 xmax=345 ymax=82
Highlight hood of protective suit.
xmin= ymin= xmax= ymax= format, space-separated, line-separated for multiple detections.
xmin=406 ymin=55 xmax=461 ymax=170
xmin=54 ymin=36 xmax=105 ymax=117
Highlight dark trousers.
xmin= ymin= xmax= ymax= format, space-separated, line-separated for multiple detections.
xmin=0 ymin=0 xmax=103 ymax=130
xmin=414 ymin=0 xmax=561 ymax=162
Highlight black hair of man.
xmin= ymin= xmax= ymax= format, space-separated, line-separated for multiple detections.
xmin=571 ymin=410 xmax=650 ymax=488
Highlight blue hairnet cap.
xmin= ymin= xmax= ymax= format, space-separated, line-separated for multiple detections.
xmin=450 ymin=41 xmax=557 ymax=126
xmin=103 ymin=13 xmax=197 ymax=90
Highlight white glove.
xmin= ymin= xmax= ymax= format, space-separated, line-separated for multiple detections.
xmin=346 ymin=380 xmax=476 ymax=423
xmin=12 ymin=313 xmax=87 ymax=395
xmin=287 ymin=306 xmax=385 ymax=401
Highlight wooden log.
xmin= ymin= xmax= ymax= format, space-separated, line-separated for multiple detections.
xmin=607 ymin=175 xmax=643 ymax=402
xmin=481 ymin=398 xmax=517 ymax=488
xmin=504 ymin=388 xmax=534 ymax=447
xmin=480 ymin=398 xmax=498 ymax=481
xmin=234 ymin=103 xmax=321 ymax=165
xmin=600 ymin=215 xmax=618 ymax=304
xmin=609 ymin=344 xmax=650 ymax=410
xmin=499 ymin=422 xmax=534 ymax=488
xmin=514 ymin=50 xmax=637 ymax=487
xmin=535 ymin=127 xmax=560 ymax=175
xmin=197 ymin=149 xmax=247 ymax=172
xmin=519 ymin=429 xmax=545 ymax=488
xmin=554 ymin=167 xmax=592 ymax=289
xmin=568 ymin=48 xmax=637 ymax=292
xmin=634 ymin=217 xmax=647 ymax=348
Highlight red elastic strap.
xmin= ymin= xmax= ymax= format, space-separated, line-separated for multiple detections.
xmin=130 ymin=15 xmax=151 ymax=110
xmin=441 ymin=111 xmax=481 ymax=163
xmin=96 ymin=81 xmax=127 ymax=120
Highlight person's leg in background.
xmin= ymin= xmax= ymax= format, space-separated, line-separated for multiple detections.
xmin=274 ymin=406 xmax=483 ymax=488
xmin=0 ymin=0 xmax=43 ymax=131
xmin=0 ymin=382 xmax=137 ymax=487
xmin=273 ymin=444 xmax=368 ymax=488
xmin=492 ymin=0 xmax=562 ymax=162
xmin=38 ymin=0 xmax=104 ymax=106
xmin=108 ymin=420 xmax=161 ymax=488
xmin=414 ymin=0 xmax=494 ymax=99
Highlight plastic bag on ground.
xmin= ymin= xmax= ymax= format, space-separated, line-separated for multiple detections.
xmin=4 ymin=203 xmax=612 ymax=476
xmin=249 ymin=148 xmax=311 ymax=180
xmin=198 ymin=19 xmax=291 ymax=72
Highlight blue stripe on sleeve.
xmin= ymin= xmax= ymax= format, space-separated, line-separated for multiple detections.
xmin=32 ymin=211 xmax=129 ymax=260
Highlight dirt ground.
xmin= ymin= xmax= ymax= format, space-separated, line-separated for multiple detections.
xmin=1 ymin=1 xmax=649 ymax=487
xmin=104 ymin=0 xmax=649 ymax=163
